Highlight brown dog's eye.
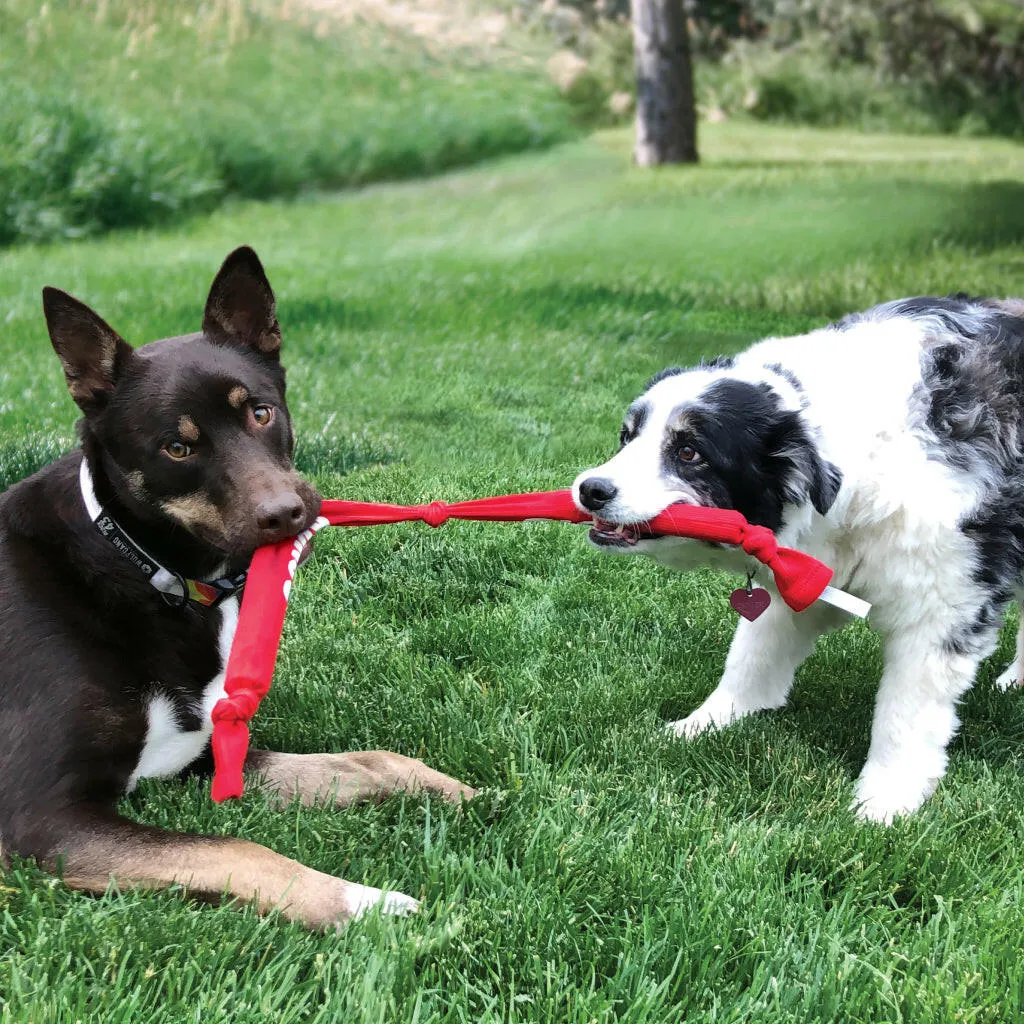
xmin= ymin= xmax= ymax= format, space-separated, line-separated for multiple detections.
xmin=678 ymin=445 xmax=700 ymax=463
xmin=252 ymin=405 xmax=273 ymax=427
xmin=165 ymin=441 xmax=192 ymax=460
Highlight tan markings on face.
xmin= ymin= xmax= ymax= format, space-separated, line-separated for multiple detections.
xmin=227 ymin=385 xmax=249 ymax=409
xmin=126 ymin=470 xmax=148 ymax=501
xmin=160 ymin=493 xmax=225 ymax=535
xmin=178 ymin=416 xmax=200 ymax=442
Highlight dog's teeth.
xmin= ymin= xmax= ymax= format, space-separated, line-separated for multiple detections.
xmin=614 ymin=524 xmax=625 ymax=535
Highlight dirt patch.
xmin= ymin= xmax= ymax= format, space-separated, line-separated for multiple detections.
xmin=291 ymin=0 xmax=512 ymax=52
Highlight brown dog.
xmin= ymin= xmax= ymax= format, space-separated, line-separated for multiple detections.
xmin=0 ymin=246 xmax=475 ymax=928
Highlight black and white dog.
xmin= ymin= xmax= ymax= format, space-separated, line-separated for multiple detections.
xmin=573 ymin=295 xmax=1024 ymax=823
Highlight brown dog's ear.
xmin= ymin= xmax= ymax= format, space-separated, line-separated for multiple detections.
xmin=202 ymin=246 xmax=282 ymax=358
xmin=42 ymin=287 xmax=134 ymax=415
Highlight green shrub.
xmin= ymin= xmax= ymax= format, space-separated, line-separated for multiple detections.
xmin=521 ymin=0 xmax=1024 ymax=138
xmin=0 ymin=83 xmax=221 ymax=244
xmin=0 ymin=0 xmax=577 ymax=246
xmin=698 ymin=33 xmax=1023 ymax=137
xmin=731 ymin=50 xmax=938 ymax=133
xmin=741 ymin=0 xmax=1024 ymax=137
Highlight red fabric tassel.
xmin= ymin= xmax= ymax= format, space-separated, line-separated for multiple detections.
xmin=647 ymin=505 xmax=832 ymax=613
xmin=210 ymin=533 xmax=317 ymax=801
xmin=210 ymin=489 xmax=834 ymax=800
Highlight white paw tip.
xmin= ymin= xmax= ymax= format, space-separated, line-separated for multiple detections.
xmin=348 ymin=884 xmax=420 ymax=919
xmin=664 ymin=713 xmax=718 ymax=740
xmin=995 ymin=663 xmax=1022 ymax=691
xmin=852 ymin=800 xmax=898 ymax=825
xmin=380 ymin=890 xmax=421 ymax=917
xmin=852 ymin=775 xmax=936 ymax=825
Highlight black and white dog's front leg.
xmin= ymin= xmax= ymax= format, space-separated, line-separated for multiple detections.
xmin=667 ymin=597 xmax=841 ymax=739
xmin=995 ymin=590 xmax=1024 ymax=691
xmin=854 ymin=612 xmax=1002 ymax=823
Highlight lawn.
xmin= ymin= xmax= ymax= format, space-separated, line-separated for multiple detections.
xmin=2 ymin=121 xmax=1024 ymax=1022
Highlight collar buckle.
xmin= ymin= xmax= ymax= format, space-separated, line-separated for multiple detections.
xmin=160 ymin=575 xmax=190 ymax=609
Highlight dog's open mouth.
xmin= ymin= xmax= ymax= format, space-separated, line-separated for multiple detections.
xmin=589 ymin=518 xmax=659 ymax=547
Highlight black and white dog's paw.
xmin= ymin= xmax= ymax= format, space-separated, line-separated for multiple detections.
xmin=995 ymin=658 xmax=1023 ymax=692
xmin=852 ymin=763 xmax=939 ymax=825
xmin=664 ymin=692 xmax=761 ymax=740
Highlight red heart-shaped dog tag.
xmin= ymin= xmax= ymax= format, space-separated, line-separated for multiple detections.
xmin=730 ymin=586 xmax=771 ymax=621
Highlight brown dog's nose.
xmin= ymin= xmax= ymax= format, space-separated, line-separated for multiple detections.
xmin=256 ymin=493 xmax=306 ymax=544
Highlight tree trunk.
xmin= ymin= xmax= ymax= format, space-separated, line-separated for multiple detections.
xmin=630 ymin=0 xmax=698 ymax=166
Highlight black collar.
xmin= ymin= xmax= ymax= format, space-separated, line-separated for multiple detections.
xmin=79 ymin=457 xmax=246 ymax=609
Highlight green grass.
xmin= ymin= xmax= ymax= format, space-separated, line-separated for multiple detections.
xmin=0 ymin=0 xmax=574 ymax=245
xmin=2 ymin=121 xmax=1024 ymax=1021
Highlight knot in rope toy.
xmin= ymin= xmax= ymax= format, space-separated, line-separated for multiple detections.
xmin=211 ymin=687 xmax=263 ymax=724
xmin=417 ymin=501 xmax=450 ymax=528
xmin=739 ymin=524 xmax=778 ymax=565
xmin=209 ymin=489 xmax=868 ymax=802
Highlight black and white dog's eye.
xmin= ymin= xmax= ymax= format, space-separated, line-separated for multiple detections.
xmin=678 ymin=445 xmax=700 ymax=463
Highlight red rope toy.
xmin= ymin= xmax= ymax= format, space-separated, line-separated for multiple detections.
xmin=210 ymin=489 xmax=865 ymax=802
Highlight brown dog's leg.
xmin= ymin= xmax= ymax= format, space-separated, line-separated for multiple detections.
xmin=245 ymin=750 xmax=478 ymax=808
xmin=46 ymin=808 xmax=418 ymax=928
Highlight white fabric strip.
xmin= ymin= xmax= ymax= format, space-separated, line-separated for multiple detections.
xmin=816 ymin=585 xmax=871 ymax=619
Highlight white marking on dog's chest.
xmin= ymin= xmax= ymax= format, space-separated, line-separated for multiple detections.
xmin=127 ymin=596 xmax=240 ymax=791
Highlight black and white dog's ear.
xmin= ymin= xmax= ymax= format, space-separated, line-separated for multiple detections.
xmin=808 ymin=457 xmax=843 ymax=516
xmin=42 ymin=287 xmax=134 ymax=416
xmin=775 ymin=418 xmax=842 ymax=516
xmin=202 ymin=246 xmax=282 ymax=358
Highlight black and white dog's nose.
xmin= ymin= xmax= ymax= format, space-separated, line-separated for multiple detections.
xmin=578 ymin=477 xmax=618 ymax=512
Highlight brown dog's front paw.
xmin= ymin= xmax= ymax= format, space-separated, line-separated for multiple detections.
xmin=246 ymin=749 xmax=478 ymax=809
xmin=355 ymin=750 xmax=478 ymax=805
xmin=283 ymin=870 xmax=421 ymax=930
xmin=455 ymin=780 xmax=480 ymax=803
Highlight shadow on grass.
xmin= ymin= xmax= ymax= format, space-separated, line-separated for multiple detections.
xmin=698 ymin=178 xmax=1024 ymax=257
xmin=233 ymin=180 xmax=1024 ymax=353
xmin=292 ymin=431 xmax=397 ymax=478
xmin=284 ymin=295 xmax=382 ymax=336
xmin=655 ymin=617 xmax=1024 ymax=790
xmin=928 ymin=180 xmax=1024 ymax=251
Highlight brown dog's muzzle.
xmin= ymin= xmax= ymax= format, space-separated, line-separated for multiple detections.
xmin=234 ymin=467 xmax=321 ymax=550
xmin=256 ymin=490 xmax=308 ymax=545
